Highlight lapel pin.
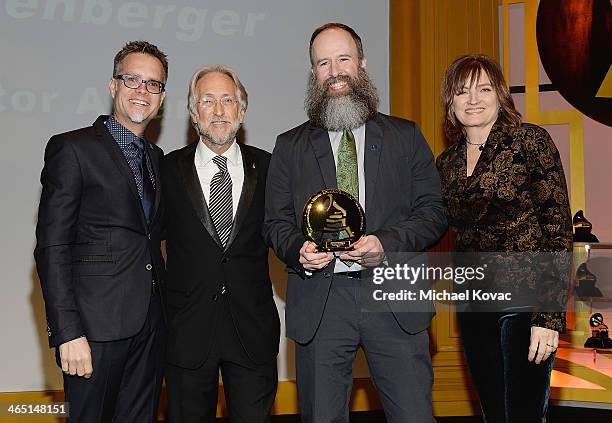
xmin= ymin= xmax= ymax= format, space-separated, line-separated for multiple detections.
xmin=370 ymin=144 xmax=380 ymax=151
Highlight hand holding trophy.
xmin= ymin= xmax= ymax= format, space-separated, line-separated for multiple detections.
xmin=302 ymin=189 xmax=366 ymax=253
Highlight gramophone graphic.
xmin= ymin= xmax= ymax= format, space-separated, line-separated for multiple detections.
xmin=322 ymin=199 xmax=354 ymax=241
xmin=573 ymin=210 xmax=599 ymax=243
xmin=585 ymin=313 xmax=612 ymax=349
xmin=302 ymin=189 xmax=365 ymax=252
xmin=575 ymin=262 xmax=603 ymax=299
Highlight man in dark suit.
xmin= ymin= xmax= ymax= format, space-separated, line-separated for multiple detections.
xmin=34 ymin=41 xmax=168 ymax=422
xmin=263 ymin=23 xmax=447 ymax=423
xmin=162 ymin=65 xmax=280 ymax=423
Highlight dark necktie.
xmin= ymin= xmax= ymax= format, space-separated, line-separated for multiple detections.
xmin=133 ymin=139 xmax=155 ymax=223
xmin=209 ymin=155 xmax=233 ymax=247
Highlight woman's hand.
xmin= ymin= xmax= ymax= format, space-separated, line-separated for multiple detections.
xmin=528 ymin=326 xmax=559 ymax=364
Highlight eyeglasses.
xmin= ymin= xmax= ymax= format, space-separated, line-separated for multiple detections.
xmin=197 ymin=97 xmax=238 ymax=109
xmin=114 ymin=74 xmax=165 ymax=94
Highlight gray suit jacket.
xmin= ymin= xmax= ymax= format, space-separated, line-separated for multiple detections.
xmin=263 ymin=113 xmax=447 ymax=343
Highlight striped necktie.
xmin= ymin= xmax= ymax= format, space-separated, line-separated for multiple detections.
xmin=209 ymin=155 xmax=233 ymax=247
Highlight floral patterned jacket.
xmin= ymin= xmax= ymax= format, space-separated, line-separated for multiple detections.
xmin=436 ymin=122 xmax=573 ymax=331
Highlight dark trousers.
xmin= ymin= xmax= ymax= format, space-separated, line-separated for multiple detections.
xmin=295 ymin=275 xmax=435 ymax=423
xmin=165 ymin=300 xmax=277 ymax=423
xmin=458 ymin=312 xmax=555 ymax=423
xmin=60 ymin=292 xmax=166 ymax=423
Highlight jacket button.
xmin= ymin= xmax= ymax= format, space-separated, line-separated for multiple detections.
xmin=221 ymin=257 xmax=228 ymax=263
xmin=145 ymin=264 xmax=153 ymax=271
xmin=211 ymin=294 xmax=219 ymax=302
xmin=147 ymin=233 xmax=151 ymax=239
xmin=323 ymin=272 xmax=331 ymax=278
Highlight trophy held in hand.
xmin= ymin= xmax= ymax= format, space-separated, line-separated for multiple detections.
xmin=302 ymin=189 xmax=365 ymax=252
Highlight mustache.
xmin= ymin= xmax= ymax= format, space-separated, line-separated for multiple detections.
xmin=305 ymin=67 xmax=379 ymax=131
xmin=323 ymin=75 xmax=351 ymax=89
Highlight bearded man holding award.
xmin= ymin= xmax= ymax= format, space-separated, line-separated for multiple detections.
xmin=263 ymin=23 xmax=447 ymax=423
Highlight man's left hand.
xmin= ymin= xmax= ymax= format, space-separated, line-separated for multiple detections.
xmin=339 ymin=235 xmax=385 ymax=267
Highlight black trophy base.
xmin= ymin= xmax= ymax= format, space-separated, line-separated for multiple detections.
xmin=318 ymin=240 xmax=353 ymax=252
xmin=575 ymin=281 xmax=604 ymax=298
xmin=574 ymin=227 xmax=599 ymax=243
xmin=584 ymin=331 xmax=612 ymax=349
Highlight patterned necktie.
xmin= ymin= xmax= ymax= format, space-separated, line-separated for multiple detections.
xmin=337 ymin=129 xmax=359 ymax=201
xmin=133 ymin=139 xmax=155 ymax=223
xmin=337 ymin=129 xmax=358 ymax=266
xmin=209 ymin=155 xmax=233 ymax=247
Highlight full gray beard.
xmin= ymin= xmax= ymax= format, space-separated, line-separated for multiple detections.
xmin=195 ymin=120 xmax=240 ymax=146
xmin=305 ymin=68 xmax=379 ymax=131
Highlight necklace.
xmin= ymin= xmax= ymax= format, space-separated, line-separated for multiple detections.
xmin=466 ymin=139 xmax=485 ymax=151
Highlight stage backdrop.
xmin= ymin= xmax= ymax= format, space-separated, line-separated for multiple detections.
xmin=0 ymin=0 xmax=389 ymax=392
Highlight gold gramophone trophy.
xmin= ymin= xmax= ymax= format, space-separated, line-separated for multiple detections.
xmin=302 ymin=189 xmax=365 ymax=252
xmin=584 ymin=313 xmax=612 ymax=349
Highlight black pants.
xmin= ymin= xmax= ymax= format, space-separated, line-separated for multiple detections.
xmin=295 ymin=275 xmax=435 ymax=423
xmin=165 ymin=300 xmax=277 ymax=423
xmin=458 ymin=312 xmax=555 ymax=423
xmin=60 ymin=292 xmax=166 ymax=423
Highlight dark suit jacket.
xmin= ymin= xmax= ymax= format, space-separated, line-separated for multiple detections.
xmin=34 ymin=115 xmax=165 ymax=348
xmin=162 ymin=141 xmax=280 ymax=369
xmin=263 ymin=113 xmax=447 ymax=344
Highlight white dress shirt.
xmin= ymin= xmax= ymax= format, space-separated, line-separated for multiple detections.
xmin=328 ymin=124 xmax=366 ymax=273
xmin=194 ymin=140 xmax=244 ymax=218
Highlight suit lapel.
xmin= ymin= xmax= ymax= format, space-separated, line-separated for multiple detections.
xmin=178 ymin=143 xmax=223 ymax=249
xmin=309 ymin=126 xmax=337 ymax=189
xmin=93 ymin=116 xmax=148 ymax=228
xmin=225 ymin=144 xmax=257 ymax=249
xmin=364 ymin=116 xmax=383 ymax=224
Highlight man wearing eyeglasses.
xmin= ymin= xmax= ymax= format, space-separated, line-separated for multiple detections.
xmin=34 ymin=40 xmax=168 ymax=422
xmin=161 ymin=66 xmax=280 ymax=422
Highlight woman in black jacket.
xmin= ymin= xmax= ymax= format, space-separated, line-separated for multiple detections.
xmin=436 ymin=55 xmax=572 ymax=422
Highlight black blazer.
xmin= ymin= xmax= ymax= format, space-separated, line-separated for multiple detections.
xmin=162 ymin=141 xmax=280 ymax=369
xmin=34 ymin=115 xmax=165 ymax=348
xmin=263 ymin=113 xmax=447 ymax=343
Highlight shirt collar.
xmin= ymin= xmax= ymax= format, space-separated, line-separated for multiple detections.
xmin=328 ymin=124 xmax=366 ymax=138
xmin=105 ymin=115 xmax=148 ymax=150
xmin=195 ymin=139 xmax=241 ymax=167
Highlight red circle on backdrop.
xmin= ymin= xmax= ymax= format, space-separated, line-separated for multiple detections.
xmin=536 ymin=0 xmax=612 ymax=127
